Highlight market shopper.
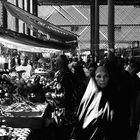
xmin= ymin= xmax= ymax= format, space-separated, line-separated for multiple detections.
xmin=16 ymin=53 xmax=32 ymax=80
xmin=71 ymin=64 xmax=87 ymax=105
xmin=46 ymin=54 xmax=78 ymax=140
xmin=70 ymin=58 xmax=133 ymax=140
xmin=125 ymin=57 xmax=140 ymax=138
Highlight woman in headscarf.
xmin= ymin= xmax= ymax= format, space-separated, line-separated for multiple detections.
xmin=70 ymin=65 xmax=132 ymax=140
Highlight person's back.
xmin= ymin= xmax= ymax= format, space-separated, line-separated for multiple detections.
xmin=104 ymin=55 xmax=133 ymax=140
xmin=55 ymin=55 xmax=78 ymax=140
xmin=72 ymin=65 xmax=87 ymax=105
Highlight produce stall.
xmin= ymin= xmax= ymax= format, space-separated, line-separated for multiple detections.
xmin=0 ymin=1 xmax=78 ymax=139
xmin=0 ymin=71 xmax=50 ymax=140
xmin=0 ymin=36 xmax=73 ymax=140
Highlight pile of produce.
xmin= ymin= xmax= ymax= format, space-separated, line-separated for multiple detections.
xmin=0 ymin=101 xmax=47 ymax=117
xmin=0 ymin=74 xmax=17 ymax=105
xmin=0 ymin=70 xmax=61 ymax=106
xmin=0 ymin=73 xmax=51 ymax=104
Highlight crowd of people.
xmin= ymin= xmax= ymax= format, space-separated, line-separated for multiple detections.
xmin=7 ymin=50 xmax=140 ymax=140
xmin=47 ymin=50 xmax=140 ymax=140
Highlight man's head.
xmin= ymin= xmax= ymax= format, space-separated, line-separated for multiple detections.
xmin=56 ymin=55 xmax=69 ymax=69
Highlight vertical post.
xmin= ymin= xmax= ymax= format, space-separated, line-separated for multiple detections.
xmin=90 ymin=1 xmax=95 ymax=61
xmin=95 ymin=0 xmax=99 ymax=62
xmin=22 ymin=0 xmax=25 ymax=34
xmin=2 ymin=0 xmax=7 ymax=29
xmin=108 ymin=0 xmax=115 ymax=52
xmin=32 ymin=0 xmax=38 ymax=16
xmin=15 ymin=0 xmax=19 ymax=32
xmin=32 ymin=0 xmax=38 ymax=36
xmin=27 ymin=0 xmax=30 ymax=35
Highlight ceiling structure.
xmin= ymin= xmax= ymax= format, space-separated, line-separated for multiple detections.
xmin=38 ymin=2 xmax=140 ymax=51
xmin=37 ymin=0 xmax=140 ymax=5
xmin=2 ymin=0 xmax=140 ymax=52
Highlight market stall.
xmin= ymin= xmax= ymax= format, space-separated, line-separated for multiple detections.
xmin=1 ymin=0 xmax=78 ymax=47
xmin=0 ymin=1 xmax=79 ymax=139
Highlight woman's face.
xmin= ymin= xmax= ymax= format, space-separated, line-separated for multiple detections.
xmin=20 ymin=57 xmax=28 ymax=66
xmin=20 ymin=58 xmax=26 ymax=65
xmin=95 ymin=67 xmax=109 ymax=88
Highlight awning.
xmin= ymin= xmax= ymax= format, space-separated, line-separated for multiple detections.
xmin=1 ymin=0 xmax=78 ymax=44
xmin=0 ymin=27 xmax=75 ymax=53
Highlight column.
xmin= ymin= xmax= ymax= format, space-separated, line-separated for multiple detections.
xmin=22 ymin=0 xmax=25 ymax=34
xmin=108 ymin=0 xmax=115 ymax=52
xmin=15 ymin=0 xmax=19 ymax=32
xmin=95 ymin=0 xmax=99 ymax=62
xmin=32 ymin=0 xmax=38 ymax=36
xmin=2 ymin=0 xmax=7 ymax=29
xmin=90 ymin=0 xmax=95 ymax=60
xmin=27 ymin=0 xmax=30 ymax=35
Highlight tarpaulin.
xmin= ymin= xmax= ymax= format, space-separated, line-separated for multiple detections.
xmin=1 ymin=0 xmax=78 ymax=44
xmin=0 ymin=27 xmax=74 ymax=52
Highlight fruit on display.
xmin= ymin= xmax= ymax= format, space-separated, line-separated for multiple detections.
xmin=0 ymin=74 xmax=17 ymax=105
xmin=0 ymin=69 xmax=65 ymax=107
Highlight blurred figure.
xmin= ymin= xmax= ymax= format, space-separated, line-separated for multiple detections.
xmin=52 ymin=54 xmax=77 ymax=140
xmin=104 ymin=53 xmax=135 ymax=140
xmin=88 ymin=66 xmax=95 ymax=78
xmin=72 ymin=65 xmax=87 ymax=105
xmin=125 ymin=58 xmax=140 ymax=139
xmin=86 ymin=55 xmax=95 ymax=69
xmin=16 ymin=54 xmax=32 ymax=80
xmin=78 ymin=56 xmax=85 ymax=67
xmin=125 ymin=57 xmax=140 ymax=75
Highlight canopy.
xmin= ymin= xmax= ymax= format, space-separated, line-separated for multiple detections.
xmin=0 ymin=27 xmax=75 ymax=53
xmin=1 ymin=0 xmax=78 ymax=45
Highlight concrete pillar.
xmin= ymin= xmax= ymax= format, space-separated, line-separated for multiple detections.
xmin=22 ymin=0 xmax=25 ymax=34
xmin=32 ymin=0 xmax=38 ymax=36
xmin=2 ymin=0 xmax=7 ymax=29
xmin=15 ymin=0 xmax=19 ymax=32
xmin=32 ymin=0 xmax=38 ymax=16
xmin=95 ymin=0 xmax=99 ymax=62
xmin=27 ymin=0 xmax=30 ymax=35
xmin=108 ymin=0 xmax=115 ymax=52
xmin=90 ymin=0 xmax=95 ymax=60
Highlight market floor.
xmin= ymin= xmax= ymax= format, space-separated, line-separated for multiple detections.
xmin=27 ymin=124 xmax=73 ymax=140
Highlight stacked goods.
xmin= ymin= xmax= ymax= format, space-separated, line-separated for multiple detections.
xmin=11 ymin=128 xmax=30 ymax=140
xmin=0 ymin=127 xmax=30 ymax=140
xmin=0 ymin=102 xmax=47 ymax=117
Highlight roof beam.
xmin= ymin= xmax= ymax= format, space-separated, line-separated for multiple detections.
xmin=37 ymin=0 xmax=140 ymax=6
